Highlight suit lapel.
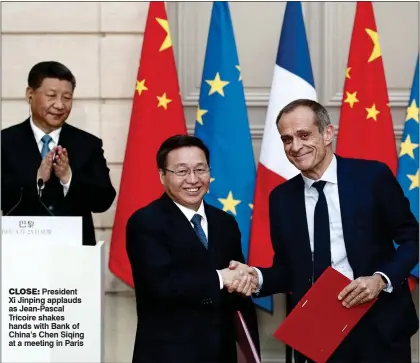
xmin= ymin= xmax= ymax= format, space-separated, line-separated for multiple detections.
xmin=204 ymin=203 xmax=224 ymax=267
xmin=20 ymin=119 xmax=43 ymax=180
xmin=57 ymin=123 xmax=76 ymax=162
xmin=288 ymin=176 xmax=313 ymax=269
xmin=57 ymin=123 xmax=91 ymax=170
xmin=160 ymin=194 xmax=209 ymax=257
xmin=57 ymin=122 xmax=69 ymax=148
xmin=336 ymin=156 xmax=360 ymax=268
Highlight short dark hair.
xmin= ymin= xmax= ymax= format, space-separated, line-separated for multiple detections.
xmin=156 ymin=135 xmax=210 ymax=170
xmin=28 ymin=61 xmax=76 ymax=91
xmin=276 ymin=99 xmax=331 ymax=133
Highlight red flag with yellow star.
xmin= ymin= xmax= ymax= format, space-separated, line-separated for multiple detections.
xmin=336 ymin=2 xmax=417 ymax=291
xmin=336 ymin=2 xmax=397 ymax=173
xmin=109 ymin=2 xmax=187 ymax=286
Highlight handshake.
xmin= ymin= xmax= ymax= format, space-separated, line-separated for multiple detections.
xmin=220 ymin=261 xmax=259 ymax=297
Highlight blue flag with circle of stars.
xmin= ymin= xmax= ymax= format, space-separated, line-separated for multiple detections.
xmin=396 ymin=56 xmax=419 ymax=279
xmin=194 ymin=1 xmax=256 ymax=261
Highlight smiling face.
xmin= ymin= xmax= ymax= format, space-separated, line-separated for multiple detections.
xmin=26 ymin=77 xmax=73 ymax=133
xmin=278 ymin=105 xmax=334 ymax=179
xmin=159 ymin=146 xmax=210 ymax=211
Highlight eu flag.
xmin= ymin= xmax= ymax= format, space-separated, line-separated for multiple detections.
xmin=396 ymin=56 xmax=419 ymax=278
xmin=194 ymin=1 xmax=256 ymax=261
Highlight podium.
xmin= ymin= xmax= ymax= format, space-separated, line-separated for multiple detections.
xmin=1 ymin=216 xmax=105 ymax=363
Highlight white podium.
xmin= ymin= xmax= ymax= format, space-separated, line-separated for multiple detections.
xmin=1 ymin=216 xmax=105 ymax=363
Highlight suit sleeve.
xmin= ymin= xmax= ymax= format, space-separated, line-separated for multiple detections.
xmin=374 ymin=163 xmax=419 ymax=292
xmin=126 ymin=212 xmax=221 ymax=306
xmin=227 ymin=217 xmax=260 ymax=356
xmin=63 ymin=138 xmax=116 ymax=213
xmin=1 ymin=139 xmax=39 ymax=215
xmin=257 ymin=190 xmax=290 ymax=297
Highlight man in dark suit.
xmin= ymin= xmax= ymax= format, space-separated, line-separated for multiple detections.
xmin=229 ymin=99 xmax=419 ymax=362
xmin=126 ymin=135 xmax=260 ymax=363
xmin=1 ymin=61 xmax=116 ymax=245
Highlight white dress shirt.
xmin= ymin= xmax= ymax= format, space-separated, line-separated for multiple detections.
xmin=255 ymin=155 xmax=392 ymax=293
xmin=173 ymin=201 xmax=224 ymax=289
xmin=30 ymin=117 xmax=72 ymax=196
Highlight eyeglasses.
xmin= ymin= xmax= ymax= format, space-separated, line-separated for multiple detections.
xmin=164 ymin=167 xmax=211 ymax=177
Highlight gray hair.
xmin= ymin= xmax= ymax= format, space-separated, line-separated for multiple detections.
xmin=276 ymin=99 xmax=331 ymax=133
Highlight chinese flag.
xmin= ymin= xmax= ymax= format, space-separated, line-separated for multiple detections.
xmin=109 ymin=2 xmax=187 ymax=287
xmin=336 ymin=2 xmax=416 ymax=291
xmin=336 ymin=2 xmax=397 ymax=172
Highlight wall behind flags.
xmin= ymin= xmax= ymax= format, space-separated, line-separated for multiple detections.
xmin=1 ymin=2 xmax=418 ymax=362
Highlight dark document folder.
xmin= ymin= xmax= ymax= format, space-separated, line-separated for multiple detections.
xmin=234 ymin=311 xmax=260 ymax=363
xmin=273 ymin=267 xmax=377 ymax=363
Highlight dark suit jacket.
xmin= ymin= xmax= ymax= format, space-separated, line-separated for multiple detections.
xmin=258 ymin=156 xmax=418 ymax=344
xmin=126 ymin=193 xmax=260 ymax=363
xmin=1 ymin=119 xmax=116 ymax=245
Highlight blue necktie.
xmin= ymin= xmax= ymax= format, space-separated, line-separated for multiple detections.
xmin=312 ymin=181 xmax=331 ymax=281
xmin=191 ymin=214 xmax=208 ymax=249
xmin=41 ymin=135 xmax=52 ymax=159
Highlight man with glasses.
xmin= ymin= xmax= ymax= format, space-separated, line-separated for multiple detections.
xmin=126 ymin=134 xmax=260 ymax=363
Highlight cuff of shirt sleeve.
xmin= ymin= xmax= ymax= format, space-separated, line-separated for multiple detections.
xmin=374 ymin=271 xmax=393 ymax=293
xmin=252 ymin=267 xmax=263 ymax=295
xmin=60 ymin=170 xmax=72 ymax=196
xmin=216 ymin=270 xmax=223 ymax=290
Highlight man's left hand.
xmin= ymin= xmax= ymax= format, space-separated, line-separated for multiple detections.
xmin=53 ymin=146 xmax=71 ymax=184
xmin=338 ymin=274 xmax=385 ymax=308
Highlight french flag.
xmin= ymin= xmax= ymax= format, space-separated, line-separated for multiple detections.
xmin=248 ymin=2 xmax=317 ymax=312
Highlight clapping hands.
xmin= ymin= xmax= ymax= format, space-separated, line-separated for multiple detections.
xmin=37 ymin=145 xmax=71 ymax=184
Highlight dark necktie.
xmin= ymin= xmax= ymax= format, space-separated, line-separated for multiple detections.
xmin=312 ymin=181 xmax=331 ymax=281
xmin=41 ymin=134 xmax=52 ymax=159
xmin=191 ymin=214 xmax=208 ymax=249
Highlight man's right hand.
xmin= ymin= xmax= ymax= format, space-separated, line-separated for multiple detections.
xmin=227 ymin=260 xmax=259 ymax=295
xmin=220 ymin=268 xmax=256 ymax=296
xmin=219 ymin=261 xmax=259 ymax=296
xmin=37 ymin=149 xmax=55 ymax=184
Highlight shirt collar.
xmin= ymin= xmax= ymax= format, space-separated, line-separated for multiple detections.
xmin=301 ymin=154 xmax=338 ymax=189
xmin=29 ymin=116 xmax=61 ymax=145
xmin=173 ymin=200 xmax=207 ymax=223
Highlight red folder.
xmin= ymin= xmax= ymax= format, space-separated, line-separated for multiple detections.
xmin=273 ymin=267 xmax=377 ymax=363
xmin=234 ymin=311 xmax=260 ymax=363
